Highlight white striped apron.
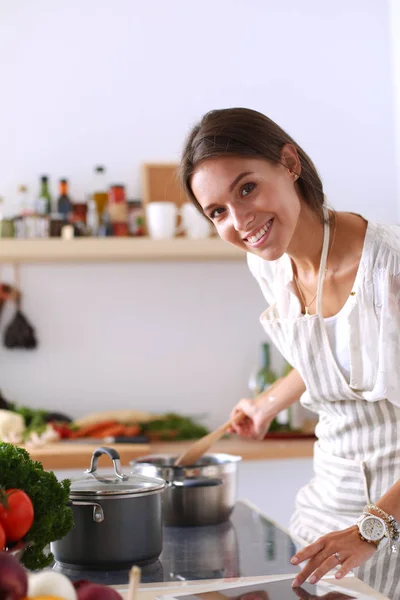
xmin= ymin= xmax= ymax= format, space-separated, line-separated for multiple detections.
xmin=259 ymin=209 xmax=400 ymax=599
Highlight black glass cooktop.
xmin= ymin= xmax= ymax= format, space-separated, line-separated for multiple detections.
xmin=52 ymin=500 xmax=300 ymax=586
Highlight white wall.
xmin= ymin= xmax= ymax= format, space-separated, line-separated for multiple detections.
xmin=390 ymin=0 xmax=400 ymax=220
xmin=0 ymin=1 xmax=397 ymax=425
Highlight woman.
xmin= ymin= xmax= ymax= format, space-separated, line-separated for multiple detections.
xmin=179 ymin=108 xmax=400 ymax=599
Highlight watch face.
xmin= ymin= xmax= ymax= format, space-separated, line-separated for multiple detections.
xmin=361 ymin=516 xmax=386 ymax=541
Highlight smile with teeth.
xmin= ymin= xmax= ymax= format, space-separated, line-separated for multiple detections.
xmin=246 ymin=219 xmax=273 ymax=245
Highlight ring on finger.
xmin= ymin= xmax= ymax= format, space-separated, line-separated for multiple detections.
xmin=334 ymin=552 xmax=341 ymax=563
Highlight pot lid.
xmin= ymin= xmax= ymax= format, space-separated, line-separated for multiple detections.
xmin=70 ymin=446 xmax=166 ymax=497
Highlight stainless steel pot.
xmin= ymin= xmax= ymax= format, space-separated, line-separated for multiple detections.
xmin=130 ymin=453 xmax=241 ymax=526
xmin=51 ymin=447 xmax=166 ymax=569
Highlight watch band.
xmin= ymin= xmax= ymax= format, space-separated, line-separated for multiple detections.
xmin=363 ymin=504 xmax=400 ymax=554
xmin=356 ymin=514 xmax=387 ymax=550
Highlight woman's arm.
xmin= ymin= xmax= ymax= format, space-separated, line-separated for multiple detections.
xmin=230 ymin=368 xmax=306 ymax=439
xmin=290 ymin=479 xmax=400 ymax=588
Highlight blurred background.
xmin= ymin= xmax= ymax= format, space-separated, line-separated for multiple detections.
xmin=0 ymin=0 xmax=399 ymax=428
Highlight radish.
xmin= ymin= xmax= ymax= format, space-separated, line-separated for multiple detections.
xmin=0 ymin=551 xmax=28 ymax=599
xmin=76 ymin=582 xmax=123 ymax=599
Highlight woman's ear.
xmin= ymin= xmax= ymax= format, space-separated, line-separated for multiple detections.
xmin=281 ymin=144 xmax=301 ymax=177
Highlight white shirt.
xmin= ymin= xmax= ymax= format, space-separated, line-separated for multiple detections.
xmin=324 ymin=311 xmax=351 ymax=382
xmin=247 ymin=219 xmax=400 ymax=407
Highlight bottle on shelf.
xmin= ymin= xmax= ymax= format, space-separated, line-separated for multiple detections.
xmin=254 ymin=342 xmax=291 ymax=432
xmin=281 ymin=361 xmax=304 ymax=431
xmin=255 ymin=343 xmax=277 ymax=395
xmin=17 ymin=185 xmax=30 ymax=216
xmin=36 ymin=175 xmax=52 ymax=215
xmin=86 ymin=197 xmax=99 ymax=236
xmin=98 ymin=209 xmax=113 ymax=237
xmin=92 ymin=165 xmax=108 ymax=220
xmin=57 ymin=179 xmax=73 ymax=221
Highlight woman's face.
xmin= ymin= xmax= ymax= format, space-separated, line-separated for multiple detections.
xmin=191 ymin=155 xmax=301 ymax=261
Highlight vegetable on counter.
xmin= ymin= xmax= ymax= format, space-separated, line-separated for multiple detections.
xmin=0 ymin=551 xmax=123 ymax=600
xmin=73 ymin=581 xmax=123 ymax=599
xmin=0 ymin=390 xmax=210 ymax=444
xmin=0 ymin=552 xmax=28 ymax=599
xmin=0 ymin=409 xmax=25 ymax=444
xmin=0 ymin=488 xmax=34 ymax=542
xmin=0 ymin=443 xmax=73 ymax=570
xmin=27 ymin=571 xmax=77 ymax=600
xmin=0 ymin=522 xmax=5 ymax=551
xmin=141 ymin=412 xmax=209 ymax=441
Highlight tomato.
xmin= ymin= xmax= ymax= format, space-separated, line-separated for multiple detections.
xmin=0 ymin=521 xmax=5 ymax=550
xmin=0 ymin=488 xmax=34 ymax=542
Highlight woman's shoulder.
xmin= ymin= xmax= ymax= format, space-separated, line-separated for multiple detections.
xmin=246 ymin=252 xmax=285 ymax=279
xmin=368 ymin=220 xmax=400 ymax=271
xmin=246 ymin=252 xmax=287 ymax=305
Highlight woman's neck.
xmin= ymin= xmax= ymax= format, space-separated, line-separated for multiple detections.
xmin=287 ymin=204 xmax=327 ymax=277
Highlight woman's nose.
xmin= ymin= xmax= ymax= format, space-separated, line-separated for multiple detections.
xmin=231 ymin=204 xmax=255 ymax=232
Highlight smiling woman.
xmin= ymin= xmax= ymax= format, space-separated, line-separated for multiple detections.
xmin=178 ymin=108 xmax=400 ymax=599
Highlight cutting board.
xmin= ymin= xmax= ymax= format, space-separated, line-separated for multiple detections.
xmin=141 ymin=162 xmax=187 ymax=207
xmin=20 ymin=442 xmax=151 ymax=471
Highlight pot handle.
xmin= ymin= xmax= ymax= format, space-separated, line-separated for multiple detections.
xmin=69 ymin=500 xmax=105 ymax=523
xmin=85 ymin=446 xmax=128 ymax=481
xmin=169 ymin=477 xmax=223 ymax=488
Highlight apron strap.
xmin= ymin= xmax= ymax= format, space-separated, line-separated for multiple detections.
xmin=316 ymin=205 xmax=330 ymax=315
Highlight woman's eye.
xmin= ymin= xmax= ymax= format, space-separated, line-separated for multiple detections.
xmin=241 ymin=182 xmax=256 ymax=197
xmin=209 ymin=207 xmax=225 ymax=220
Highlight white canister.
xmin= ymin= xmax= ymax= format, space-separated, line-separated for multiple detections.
xmin=180 ymin=202 xmax=211 ymax=239
xmin=145 ymin=202 xmax=179 ymax=239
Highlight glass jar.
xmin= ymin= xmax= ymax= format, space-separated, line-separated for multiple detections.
xmin=127 ymin=199 xmax=145 ymax=236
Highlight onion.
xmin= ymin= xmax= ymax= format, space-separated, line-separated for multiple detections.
xmin=28 ymin=571 xmax=77 ymax=600
xmin=76 ymin=582 xmax=122 ymax=599
xmin=0 ymin=551 xmax=28 ymax=600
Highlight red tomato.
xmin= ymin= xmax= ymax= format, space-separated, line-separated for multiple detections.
xmin=0 ymin=489 xmax=34 ymax=542
xmin=0 ymin=521 xmax=5 ymax=550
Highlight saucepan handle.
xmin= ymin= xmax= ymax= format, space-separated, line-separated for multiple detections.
xmin=169 ymin=477 xmax=223 ymax=488
xmin=85 ymin=446 xmax=127 ymax=480
xmin=69 ymin=500 xmax=105 ymax=523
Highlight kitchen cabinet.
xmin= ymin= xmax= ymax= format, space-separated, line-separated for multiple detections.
xmin=0 ymin=237 xmax=243 ymax=263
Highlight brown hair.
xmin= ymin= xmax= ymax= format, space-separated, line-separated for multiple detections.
xmin=179 ymin=107 xmax=325 ymax=220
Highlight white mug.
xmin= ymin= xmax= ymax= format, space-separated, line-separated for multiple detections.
xmin=145 ymin=202 xmax=179 ymax=239
xmin=179 ymin=202 xmax=212 ymax=239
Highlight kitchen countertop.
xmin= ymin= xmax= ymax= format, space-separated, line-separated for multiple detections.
xmin=23 ymin=436 xmax=315 ymax=470
xmin=51 ymin=500 xmax=387 ymax=599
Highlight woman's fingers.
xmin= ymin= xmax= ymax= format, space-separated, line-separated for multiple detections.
xmin=291 ymin=538 xmax=325 ymax=565
xmin=292 ymin=552 xmax=335 ymax=588
xmin=334 ymin=556 xmax=358 ymax=581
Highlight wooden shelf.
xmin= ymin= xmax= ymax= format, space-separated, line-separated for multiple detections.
xmin=0 ymin=237 xmax=244 ymax=263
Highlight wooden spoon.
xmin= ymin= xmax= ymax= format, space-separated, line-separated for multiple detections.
xmin=174 ymin=378 xmax=283 ymax=467
xmin=127 ymin=565 xmax=141 ymax=600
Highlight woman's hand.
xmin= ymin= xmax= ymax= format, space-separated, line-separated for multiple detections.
xmin=290 ymin=525 xmax=377 ymax=588
xmin=229 ymin=397 xmax=274 ymax=440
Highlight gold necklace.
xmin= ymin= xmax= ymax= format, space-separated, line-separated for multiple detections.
xmin=293 ymin=211 xmax=337 ymax=316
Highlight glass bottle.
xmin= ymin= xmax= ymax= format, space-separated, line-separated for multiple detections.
xmin=255 ymin=343 xmax=277 ymax=395
xmin=57 ymin=179 xmax=73 ymax=221
xmin=37 ymin=175 xmax=52 ymax=215
xmin=255 ymin=343 xmax=291 ymax=432
xmin=86 ymin=197 xmax=99 ymax=236
xmin=92 ymin=165 xmax=108 ymax=220
xmin=281 ymin=361 xmax=304 ymax=431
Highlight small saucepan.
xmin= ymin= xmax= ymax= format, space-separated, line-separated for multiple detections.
xmin=52 ymin=447 xmax=166 ymax=569
xmin=130 ymin=453 xmax=241 ymax=527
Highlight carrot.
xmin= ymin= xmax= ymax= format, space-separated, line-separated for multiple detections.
xmin=122 ymin=424 xmax=141 ymax=437
xmin=95 ymin=424 xmax=127 ymax=439
xmin=71 ymin=420 xmax=119 ymax=438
